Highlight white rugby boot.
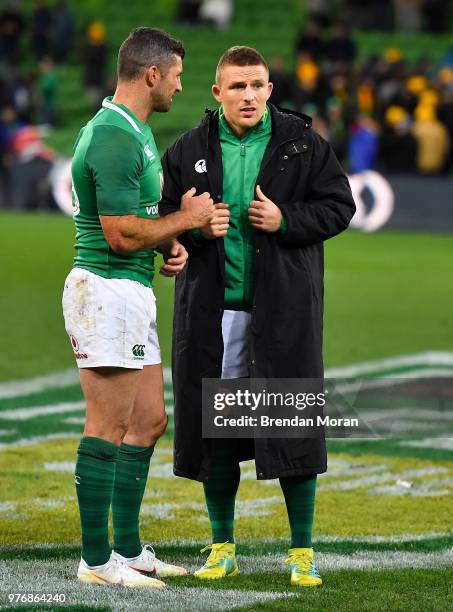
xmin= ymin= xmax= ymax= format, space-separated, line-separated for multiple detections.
xmin=77 ymin=552 xmax=166 ymax=588
xmin=113 ymin=544 xmax=187 ymax=578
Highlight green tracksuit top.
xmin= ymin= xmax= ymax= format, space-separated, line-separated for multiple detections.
xmin=219 ymin=106 xmax=272 ymax=308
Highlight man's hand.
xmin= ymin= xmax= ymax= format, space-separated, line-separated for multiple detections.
xmin=248 ymin=185 xmax=282 ymax=233
xmin=159 ymin=241 xmax=188 ymax=277
xmin=200 ymin=203 xmax=230 ymax=239
xmin=180 ymin=187 xmax=215 ymax=229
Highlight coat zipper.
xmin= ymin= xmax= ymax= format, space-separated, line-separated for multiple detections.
xmin=239 ymin=141 xmax=247 ymax=304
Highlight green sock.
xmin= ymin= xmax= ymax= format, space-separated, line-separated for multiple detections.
xmin=203 ymin=442 xmax=240 ymax=544
xmin=279 ymin=475 xmax=317 ymax=548
xmin=112 ymin=442 xmax=154 ymax=558
xmin=75 ymin=436 xmax=119 ymax=567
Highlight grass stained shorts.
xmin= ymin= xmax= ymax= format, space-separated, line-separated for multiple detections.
xmin=62 ymin=267 xmax=161 ymax=369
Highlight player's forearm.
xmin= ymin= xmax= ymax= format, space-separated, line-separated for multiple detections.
xmin=113 ymin=212 xmax=192 ymax=252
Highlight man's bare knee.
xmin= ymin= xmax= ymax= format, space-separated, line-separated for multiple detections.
xmin=140 ymin=413 xmax=168 ymax=444
xmin=125 ymin=413 xmax=168 ymax=447
xmin=154 ymin=413 xmax=168 ymax=439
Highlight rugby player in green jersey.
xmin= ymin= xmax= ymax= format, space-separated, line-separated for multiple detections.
xmin=62 ymin=27 xmax=214 ymax=588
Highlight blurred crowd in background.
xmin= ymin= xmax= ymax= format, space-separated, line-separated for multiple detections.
xmin=0 ymin=0 xmax=452 ymax=210
xmin=0 ymin=0 xmax=109 ymax=209
xmin=271 ymin=21 xmax=453 ymax=176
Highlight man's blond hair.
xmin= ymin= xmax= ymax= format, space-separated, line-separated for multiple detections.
xmin=215 ymin=46 xmax=269 ymax=83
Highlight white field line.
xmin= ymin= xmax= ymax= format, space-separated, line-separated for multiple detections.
xmin=4 ymin=533 xmax=452 ymax=550
xmin=63 ymin=417 xmax=85 ymax=425
xmin=325 ymin=351 xmax=453 ymax=378
xmin=2 ymin=551 xmax=453 ymax=590
xmin=370 ymin=478 xmax=453 ymax=497
xmin=0 ymin=560 xmax=292 ymax=612
xmin=329 ymin=438 xmax=381 ymax=443
xmin=0 ymin=369 xmax=79 ymax=400
xmin=138 ymin=549 xmax=453 ymax=572
xmin=0 ymin=401 xmax=85 ymax=421
xmin=0 ymin=367 xmax=172 ymax=400
xmin=313 ymin=532 xmax=453 ymax=544
xmin=44 ymin=461 xmax=76 ymax=472
xmin=12 ymin=401 xmax=451 ymax=430
xmin=0 ymin=402 xmax=173 ymax=424
xmin=242 ymin=463 xmax=387 ymax=484
xmin=237 ymin=548 xmax=453 ymax=572
xmin=402 ymin=438 xmax=453 ymax=450
xmin=318 ymin=466 xmax=448 ymax=491
xmin=321 ymin=463 xmax=390 ymax=476
xmin=0 ymin=434 xmax=177 ymax=454
xmin=355 ymin=407 xmax=453 ymax=422
xmin=0 ymin=354 xmax=449 ymax=446
xmin=1 ymin=551 xmax=452 ymax=612
xmin=335 ymin=367 xmax=453 ymax=393
xmin=31 ymin=455 xmax=453 ymax=506
xmin=1 ymin=353 xmax=452 ymax=401
xmin=0 ymin=433 xmax=78 ymax=449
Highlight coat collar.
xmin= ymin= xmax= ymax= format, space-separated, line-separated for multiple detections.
xmin=218 ymin=104 xmax=271 ymax=139
xmin=202 ymin=103 xmax=312 ymax=141
xmin=200 ymin=104 xmax=313 ymax=198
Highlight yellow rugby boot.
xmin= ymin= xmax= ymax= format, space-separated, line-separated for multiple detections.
xmin=285 ymin=547 xmax=322 ymax=587
xmin=194 ymin=542 xmax=238 ymax=580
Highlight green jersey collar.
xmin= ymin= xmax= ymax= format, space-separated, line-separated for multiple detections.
xmin=219 ymin=105 xmax=271 ymax=140
xmin=102 ymin=97 xmax=146 ymax=135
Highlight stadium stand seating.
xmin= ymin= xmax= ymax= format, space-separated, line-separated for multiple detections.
xmin=16 ymin=0 xmax=453 ymax=154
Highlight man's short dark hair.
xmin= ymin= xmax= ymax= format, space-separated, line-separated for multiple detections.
xmin=118 ymin=27 xmax=185 ymax=81
xmin=216 ymin=46 xmax=269 ymax=82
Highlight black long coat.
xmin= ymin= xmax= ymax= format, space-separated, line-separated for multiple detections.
xmin=160 ymin=105 xmax=355 ymax=482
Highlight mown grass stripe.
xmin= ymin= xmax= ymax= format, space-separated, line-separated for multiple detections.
xmin=233 ymin=568 xmax=452 ymax=612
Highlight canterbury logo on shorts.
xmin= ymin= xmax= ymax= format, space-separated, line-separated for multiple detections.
xmin=132 ymin=344 xmax=145 ymax=358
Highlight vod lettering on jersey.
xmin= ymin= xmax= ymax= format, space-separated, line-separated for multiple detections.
xmin=146 ymin=204 xmax=159 ymax=216
xmin=142 ymin=171 xmax=163 ymax=217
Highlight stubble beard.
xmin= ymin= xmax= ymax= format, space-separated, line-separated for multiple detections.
xmin=152 ymin=90 xmax=172 ymax=113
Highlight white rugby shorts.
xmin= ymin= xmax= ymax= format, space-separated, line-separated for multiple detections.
xmin=62 ymin=268 xmax=161 ymax=369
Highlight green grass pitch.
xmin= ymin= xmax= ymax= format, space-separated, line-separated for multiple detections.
xmin=0 ymin=211 xmax=452 ymax=611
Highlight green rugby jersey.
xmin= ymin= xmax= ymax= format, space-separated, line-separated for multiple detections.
xmin=71 ymin=96 xmax=163 ymax=287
